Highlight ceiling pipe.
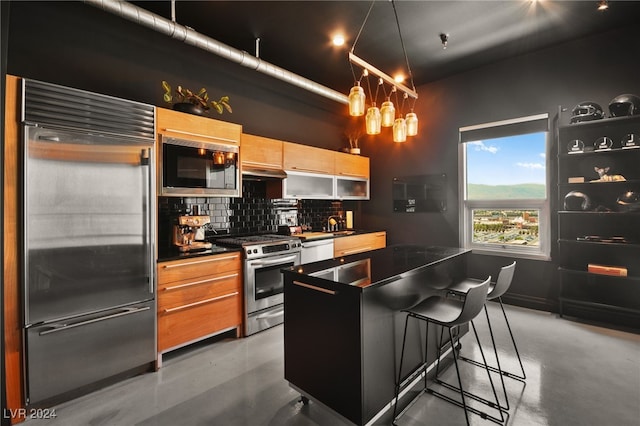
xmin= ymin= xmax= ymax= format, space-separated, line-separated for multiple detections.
xmin=84 ymin=0 xmax=348 ymax=104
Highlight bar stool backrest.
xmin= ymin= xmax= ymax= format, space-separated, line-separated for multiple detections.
xmin=453 ymin=276 xmax=491 ymax=327
xmin=488 ymin=261 xmax=516 ymax=300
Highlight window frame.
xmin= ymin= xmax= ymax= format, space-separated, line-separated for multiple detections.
xmin=458 ymin=113 xmax=551 ymax=260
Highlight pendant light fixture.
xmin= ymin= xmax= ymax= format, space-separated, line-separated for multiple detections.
xmin=348 ymin=81 xmax=365 ymax=116
xmin=366 ymin=105 xmax=381 ymax=135
xmin=364 ymin=75 xmax=382 ymax=135
xmin=380 ymin=99 xmax=395 ymax=128
xmin=405 ymin=112 xmax=418 ymax=136
xmin=393 ymin=117 xmax=407 ymax=142
xmin=347 ymin=0 xmax=419 ymax=143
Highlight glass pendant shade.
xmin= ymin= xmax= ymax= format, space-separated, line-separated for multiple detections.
xmin=348 ymin=83 xmax=366 ymax=116
xmin=365 ymin=106 xmax=381 ymax=135
xmin=380 ymin=100 xmax=395 ymax=127
xmin=393 ymin=118 xmax=407 ymax=143
xmin=405 ymin=112 xmax=418 ymax=136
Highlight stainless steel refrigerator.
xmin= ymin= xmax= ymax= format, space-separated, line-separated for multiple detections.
xmin=22 ymin=79 xmax=156 ymax=406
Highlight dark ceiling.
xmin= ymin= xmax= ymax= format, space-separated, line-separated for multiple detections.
xmin=132 ymin=1 xmax=640 ymax=94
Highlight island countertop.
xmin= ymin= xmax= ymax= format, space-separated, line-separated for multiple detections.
xmin=282 ymin=244 xmax=471 ymax=425
xmin=283 ymin=244 xmax=470 ymax=291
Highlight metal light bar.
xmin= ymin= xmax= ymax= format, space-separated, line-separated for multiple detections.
xmin=349 ymin=52 xmax=418 ymax=100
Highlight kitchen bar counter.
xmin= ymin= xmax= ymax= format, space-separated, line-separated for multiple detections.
xmin=282 ymin=245 xmax=470 ymax=425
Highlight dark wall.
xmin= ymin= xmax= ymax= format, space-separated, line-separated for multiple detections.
xmin=6 ymin=2 xmax=640 ymax=313
xmin=6 ymin=1 xmax=347 ymax=148
xmin=364 ymin=24 xmax=640 ymax=311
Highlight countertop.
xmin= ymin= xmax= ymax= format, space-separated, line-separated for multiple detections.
xmin=292 ymin=229 xmax=385 ymax=242
xmin=157 ymin=229 xmax=385 ymax=262
xmin=283 ymin=244 xmax=469 ymax=291
xmin=157 ymin=245 xmax=241 ymax=262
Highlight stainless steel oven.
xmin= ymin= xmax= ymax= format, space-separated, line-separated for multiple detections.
xmin=217 ymin=235 xmax=301 ymax=336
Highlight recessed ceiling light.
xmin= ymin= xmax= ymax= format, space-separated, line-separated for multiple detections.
xmin=332 ymin=34 xmax=345 ymax=46
xmin=394 ymin=74 xmax=405 ymax=84
xmin=597 ymin=0 xmax=609 ymax=11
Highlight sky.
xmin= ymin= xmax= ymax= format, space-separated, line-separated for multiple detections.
xmin=466 ymin=132 xmax=547 ymax=186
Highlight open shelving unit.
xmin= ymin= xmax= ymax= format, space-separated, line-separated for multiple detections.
xmin=557 ymin=113 xmax=640 ymax=328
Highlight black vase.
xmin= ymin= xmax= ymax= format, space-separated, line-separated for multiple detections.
xmin=172 ymin=102 xmax=205 ymax=116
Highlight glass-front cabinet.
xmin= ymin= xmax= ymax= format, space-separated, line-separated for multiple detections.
xmin=282 ymin=171 xmax=334 ymax=199
xmin=336 ymin=175 xmax=369 ymax=199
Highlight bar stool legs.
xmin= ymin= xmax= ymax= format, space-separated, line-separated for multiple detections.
xmin=392 ymin=277 xmax=505 ymax=425
xmin=458 ymin=297 xmax=526 ymax=383
xmin=432 ymin=322 xmax=506 ymax=424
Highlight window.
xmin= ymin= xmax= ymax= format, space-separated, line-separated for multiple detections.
xmin=459 ymin=114 xmax=550 ymax=260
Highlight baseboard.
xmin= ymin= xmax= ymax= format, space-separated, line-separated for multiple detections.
xmin=500 ymin=293 xmax=557 ymax=313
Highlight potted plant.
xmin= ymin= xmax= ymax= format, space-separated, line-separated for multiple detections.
xmin=162 ymin=80 xmax=232 ymax=116
xmin=345 ymin=119 xmax=363 ymax=155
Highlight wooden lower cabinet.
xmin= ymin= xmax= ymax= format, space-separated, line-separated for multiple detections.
xmin=333 ymin=232 xmax=386 ymax=257
xmin=157 ymin=252 xmax=243 ymax=365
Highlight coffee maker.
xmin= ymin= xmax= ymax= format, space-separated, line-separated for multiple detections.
xmin=172 ymin=215 xmax=213 ymax=252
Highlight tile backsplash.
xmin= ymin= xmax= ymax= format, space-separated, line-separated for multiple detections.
xmin=158 ymin=181 xmax=351 ymax=251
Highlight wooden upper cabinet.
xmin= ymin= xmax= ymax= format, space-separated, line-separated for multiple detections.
xmin=283 ymin=141 xmax=335 ymax=175
xmin=241 ymin=133 xmax=283 ymax=170
xmin=335 ymin=151 xmax=369 ymax=179
xmin=156 ymin=107 xmax=241 ymax=146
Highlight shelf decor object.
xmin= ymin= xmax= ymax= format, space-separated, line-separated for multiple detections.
xmin=161 ymin=81 xmax=232 ymax=116
xmin=587 ymin=264 xmax=628 ymax=277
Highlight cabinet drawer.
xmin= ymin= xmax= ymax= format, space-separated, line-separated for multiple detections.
xmin=158 ymin=253 xmax=241 ymax=284
xmin=156 ymin=107 xmax=241 ymax=146
xmin=334 ymin=232 xmax=386 ymax=257
xmin=158 ymin=292 xmax=242 ymax=352
xmin=158 ymin=272 xmax=241 ymax=311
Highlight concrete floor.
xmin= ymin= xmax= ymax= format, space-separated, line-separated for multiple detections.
xmin=22 ymin=304 xmax=639 ymax=426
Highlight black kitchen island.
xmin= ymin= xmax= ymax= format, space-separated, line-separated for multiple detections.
xmin=282 ymin=245 xmax=471 ymax=425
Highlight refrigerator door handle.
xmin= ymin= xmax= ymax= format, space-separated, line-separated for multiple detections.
xmin=141 ymin=147 xmax=155 ymax=295
xmin=38 ymin=306 xmax=151 ymax=336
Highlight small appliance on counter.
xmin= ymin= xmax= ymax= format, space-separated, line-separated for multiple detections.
xmin=173 ymin=215 xmax=213 ymax=252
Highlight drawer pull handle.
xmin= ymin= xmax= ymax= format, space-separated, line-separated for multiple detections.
xmin=161 ymin=128 xmax=238 ymax=144
xmin=164 ymin=292 xmax=238 ymax=313
xmin=342 ymin=247 xmax=372 ymax=255
xmin=163 ymin=273 xmax=239 ymax=291
xmin=162 ymin=255 xmax=238 ymax=268
xmin=293 ymin=280 xmax=336 ymax=295
xmin=39 ymin=306 xmax=150 ymax=335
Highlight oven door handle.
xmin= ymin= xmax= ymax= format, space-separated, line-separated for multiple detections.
xmin=250 ymin=254 xmax=299 ymax=266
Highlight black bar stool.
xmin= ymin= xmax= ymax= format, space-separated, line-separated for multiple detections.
xmin=449 ymin=262 xmax=525 ymax=379
xmin=447 ymin=261 xmax=525 ymax=413
xmin=392 ymin=276 xmax=504 ymax=425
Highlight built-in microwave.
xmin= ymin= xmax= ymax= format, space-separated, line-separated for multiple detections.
xmin=160 ymin=136 xmax=240 ymax=197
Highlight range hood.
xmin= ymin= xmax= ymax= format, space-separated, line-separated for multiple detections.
xmin=241 ymin=166 xmax=287 ymax=180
